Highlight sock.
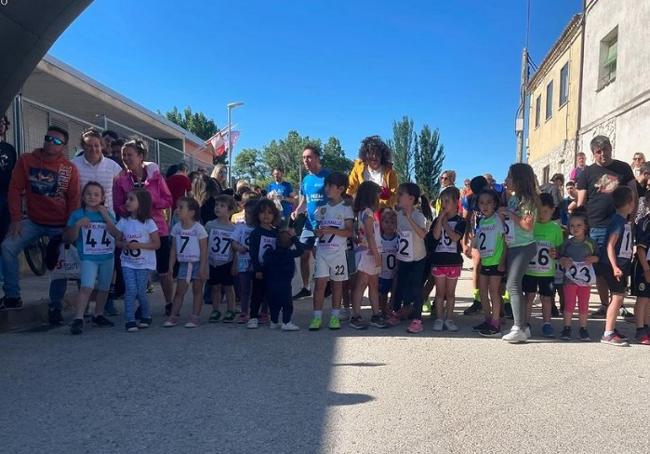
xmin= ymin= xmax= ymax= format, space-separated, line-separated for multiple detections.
xmin=472 ymin=288 xmax=480 ymax=302
xmin=604 ymin=330 xmax=614 ymax=337
xmin=313 ymin=310 xmax=322 ymax=319
xmin=331 ymin=309 xmax=340 ymax=317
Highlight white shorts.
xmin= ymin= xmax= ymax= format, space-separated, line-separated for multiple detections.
xmin=314 ymin=251 xmax=348 ymax=282
xmin=355 ymin=250 xmax=380 ymax=276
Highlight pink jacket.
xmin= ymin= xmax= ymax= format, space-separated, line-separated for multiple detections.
xmin=113 ymin=164 xmax=173 ymax=236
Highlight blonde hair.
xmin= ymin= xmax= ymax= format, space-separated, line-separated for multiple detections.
xmin=210 ymin=163 xmax=227 ymax=180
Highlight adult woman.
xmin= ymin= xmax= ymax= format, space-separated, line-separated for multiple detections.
xmin=113 ymin=138 xmax=174 ymax=311
xmin=209 ymin=163 xmax=229 ymax=194
xmin=347 ymin=136 xmax=398 ymax=208
xmin=631 ymin=152 xmax=646 ymax=177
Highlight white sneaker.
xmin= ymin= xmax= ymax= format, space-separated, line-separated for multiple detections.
xmin=246 ymin=318 xmax=259 ymax=329
xmin=502 ymin=327 xmax=528 ymax=343
xmin=433 ymin=319 xmax=444 ymax=331
xmin=444 ymin=319 xmax=459 ymax=332
xmin=338 ymin=308 xmax=350 ymax=321
xmin=184 ymin=321 xmax=199 ymax=328
xmin=269 ymin=322 xmax=281 ymax=330
xmin=281 ymin=322 xmax=300 ymax=331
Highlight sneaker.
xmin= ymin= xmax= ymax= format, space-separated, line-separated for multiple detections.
xmin=237 ymin=313 xmax=249 ymax=324
xmin=369 ymin=314 xmax=388 ymax=329
xmin=614 ymin=329 xmax=628 ymax=341
xmin=292 ymin=288 xmax=312 ymax=300
xmin=479 ymin=324 xmax=501 ymax=337
xmin=70 ymin=318 xmax=83 ymax=335
xmin=422 ymin=300 xmax=432 ymax=313
xmin=209 ymin=310 xmax=222 ymax=323
xmin=503 ymin=302 xmax=513 ymax=319
xmin=246 ymin=318 xmax=259 ymax=329
xmin=387 ymin=312 xmax=401 ymax=326
xmin=282 ymin=322 xmax=300 ymax=331
xmin=48 ymin=308 xmax=64 ymax=326
xmin=542 ymin=323 xmax=555 ymax=338
xmin=138 ymin=317 xmax=152 ymax=328
xmin=269 ymin=321 xmax=281 ymax=329
xmin=619 ymin=306 xmax=634 ymax=319
xmin=600 ymin=332 xmax=629 ymax=346
xmin=350 ymin=315 xmax=368 ymax=329
xmin=338 ymin=308 xmax=351 ymax=321
xmin=329 ymin=316 xmax=341 ymax=330
xmin=635 ymin=331 xmax=650 ymax=345
xmin=473 ymin=321 xmax=490 ymax=332
xmin=308 ymin=317 xmax=322 ymax=331
xmin=258 ymin=313 xmax=270 ymax=325
xmin=92 ymin=315 xmax=114 ymax=327
xmin=502 ymin=327 xmax=528 ymax=343
xmin=444 ymin=319 xmax=459 ymax=332
xmin=591 ymin=306 xmax=607 ymax=318
xmin=125 ymin=321 xmax=139 ymax=332
xmin=407 ymin=319 xmax=423 ymax=333
xmin=551 ymin=304 xmax=560 ymax=318
xmin=579 ymin=327 xmax=591 ymax=342
xmin=463 ymin=300 xmax=482 ymax=315
xmin=163 ymin=316 xmax=179 ymax=327
xmin=222 ymin=310 xmax=236 ymax=323
xmin=433 ymin=319 xmax=444 ymax=332
xmin=524 ymin=324 xmax=532 ymax=338
xmin=185 ymin=315 xmax=200 ymax=328
xmin=560 ymin=326 xmax=572 ymax=341
xmin=0 ymin=296 xmax=23 ymax=311
xmin=164 ymin=303 xmax=173 ymax=317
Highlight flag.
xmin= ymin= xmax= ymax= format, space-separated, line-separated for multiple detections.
xmin=224 ymin=130 xmax=240 ymax=151
xmin=207 ymin=131 xmax=225 ymax=157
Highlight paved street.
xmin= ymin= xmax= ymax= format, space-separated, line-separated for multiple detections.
xmin=1 ymin=269 xmax=649 ymax=454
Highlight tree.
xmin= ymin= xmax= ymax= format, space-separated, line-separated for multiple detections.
xmin=322 ymin=137 xmax=353 ymax=174
xmin=415 ymin=125 xmax=445 ymax=199
xmin=233 ymin=148 xmax=267 ymax=183
xmin=388 ymin=116 xmax=416 ymax=183
xmin=163 ymin=106 xmax=226 ymax=165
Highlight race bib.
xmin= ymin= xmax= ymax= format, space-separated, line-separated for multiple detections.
xmin=122 ymin=240 xmax=144 ymax=266
xmin=476 ymin=224 xmax=497 ymax=258
xmin=435 ymin=221 xmax=458 ymax=254
xmin=258 ymin=236 xmax=277 ymax=264
xmin=209 ymin=229 xmax=233 ymax=262
xmin=176 ymin=233 xmax=200 ymax=262
xmin=528 ymin=241 xmax=553 ymax=274
xmin=397 ymin=230 xmax=414 ymax=262
xmin=82 ymin=222 xmax=114 ymax=255
xmin=504 ymin=216 xmax=515 ymax=245
xmin=618 ymin=223 xmax=633 ymax=259
xmin=565 ymin=261 xmax=596 ymax=286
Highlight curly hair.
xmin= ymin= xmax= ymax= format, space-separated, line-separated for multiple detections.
xmin=253 ymin=199 xmax=281 ymax=227
xmin=359 ymin=135 xmax=392 ymax=166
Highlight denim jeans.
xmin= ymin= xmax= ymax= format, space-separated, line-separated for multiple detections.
xmin=122 ymin=267 xmax=151 ymax=322
xmin=1 ymin=219 xmax=63 ymax=298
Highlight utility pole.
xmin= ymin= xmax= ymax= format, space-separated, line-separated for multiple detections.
xmin=515 ymin=47 xmax=528 ymax=163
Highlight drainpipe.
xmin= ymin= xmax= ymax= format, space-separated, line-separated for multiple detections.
xmin=575 ymin=1 xmax=587 ymax=165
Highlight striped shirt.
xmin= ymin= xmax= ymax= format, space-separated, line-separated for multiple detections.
xmin=72 ymin=154 xmax=122 ymax=213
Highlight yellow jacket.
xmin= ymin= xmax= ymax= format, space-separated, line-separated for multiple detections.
xmin=346 ymin=159 xmax=398 ymax=209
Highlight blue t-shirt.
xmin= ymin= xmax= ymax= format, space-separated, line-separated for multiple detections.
xmin=67 ymin=208 xmax=117 ymax=262
xmin=602 ymin=213 xmax=633 ymax=268
xmin=300 ymin=169 xmax=330 ymax=230
xmin=267 ymin=181 xmax=294 ymax=218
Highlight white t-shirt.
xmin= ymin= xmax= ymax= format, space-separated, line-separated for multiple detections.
xmin=362 ymin=166 xmax=384 ymax=186
xmin=313 ymin=200 xmax=354 ymax=255
xmin=205 ymin=220 xmax=236 ymax=266
xmin=116 ymin=217 xmax=159 ymax=270
xmin=232 ymin=223 xmax=254 ymax=272
xmin=72 ymin=154 xmax=122 ymax=213
xmin=170 ymin=222 xmax=208 ymax=263
xmin=396 ymin=209 xmax=427 ymax=262
xmin=380 ymin=234 xmax=399 ymax=279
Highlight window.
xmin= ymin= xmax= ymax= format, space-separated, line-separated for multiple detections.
xmin=542 ymin=165 xmax=550 ymax=184
xmin=545 ymin=81 xmax=553 ymax=120
xmin=535 ymin=95 xmax=541 ymax=127
xmin=598 ymin=27 xmax=618 ymax=89
xmin=559 ymin=63 xmax=569 ymax=106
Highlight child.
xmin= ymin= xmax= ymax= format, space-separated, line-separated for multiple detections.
xmin=558 ymin=213 xmax=599 ymax=341
xmin=309 ymin=172 xmax=354 ymax=330
xmin=115 ymin=189 xmax=160 ymax=332
xmin=247 ymin=199 xmax=281 ymax=329
xmin=66 ymin=182 xmax=121 ymax=335
xmin=389 ymin=183 xmax=431 ymax=333
xmin=164 ymin=197 xmax=209 ymax=328
xmin=378 ymin=208 xmax=399 ymax=318
xmin=205 ymin=195 xmax=238 ymax=323
xmin=499 ymin=163 xmax=539 ymax=343
xmin=632 ymin=212 xmax=650 ymax=345
xmin=262 ymin=230 xmax=304 ymax=330
xmin=600 ymin=186 xmax=635 ymax=346
xmin=522 ymin=193 xmax=564 ymax=338
xmin=351 ymin=181 xmax=387 ymax=329
xmin=231 ymin=190 xmax=259 ymax=225
xmin=473 ymin=190 xmax=507 ymax=337
xmin=232 ymin=200 xmax=257 ymax=324
xmin=430 ymin=186 xmax=467 ymax=332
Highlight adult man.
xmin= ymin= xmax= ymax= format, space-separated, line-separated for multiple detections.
xmin=267 ymin=167 xmax=296 ymax=227
xmin=101 ymin=130 xmax=124 ymax=169
xmin=166 ymin=162 xmax=192 ymax=211
xmin=0 ymin=126 xmax=80 ymax=311
xmin=0 ymin=115 xmax=17 ymax=280
xmin=577 ymin=135 xmax=637 ymax=317
xmin=291 ymin=145 xmax=330 ymax=299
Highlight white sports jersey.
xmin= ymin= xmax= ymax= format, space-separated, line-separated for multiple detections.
xmin=171 ymin=222 xmax=208 ymax=263
xmin=314 ymin=200 xmax=354 ymax=255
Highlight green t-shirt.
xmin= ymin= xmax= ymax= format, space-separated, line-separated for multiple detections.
xmin=476 ymin=214 xmax=505 ymax=267
xmin=525 ymin=220 xmax=564 ymax=277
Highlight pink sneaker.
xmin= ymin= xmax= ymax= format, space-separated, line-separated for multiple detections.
xmin=237 ymin=313 xmax=249 ymax=324
xmin=387 ymin=314 xmax=401 ymax=326
xmin=258 ymin=313 xmax=270 ymax=325
xmin=407 ymin=319 xmax=423 ymax=334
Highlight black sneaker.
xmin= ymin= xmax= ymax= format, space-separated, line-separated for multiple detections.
xmin=503 ymin=302 xmax=513 ymax=319
xmin=0 ymin=296 xmax=23 ymax=311
xmin=92 ymin=315 xmax=115 ymax=327
xmin=369 ymin=314 xmax=388 ymax=329
xmin=551 ymin=304 xmax=560 ymax=318
xmin=125 ymin=321 xmax=139 ymax=332
xmin=138 ymin=317 xmax=152 ymax=328
xmin=292 ymin=288 xmax=312 ymax=300
xmin=70 ymin=318 xmax=83 ymax=335
xmin=591 ymin=306 xmax=607 ymax=318
xmin=560 ymin=326 xmax=572 ymax=341
xmin=165 ymin=303 xmax=173 ymax=317
xmin=579 ymin=327 xmax=591 ymax=342
xmin=619 ymin=306 xmax=634 ymax=319
xmin=463 ymin=300 xmax=482 ymax=315
xmin=48 ymin=308 xmax=64 ymax=326
xmin=349 ymin=316 xmax=368 ymax=330
xmin=473 ymin=321 xmax=490 ymax=332
xmin=478 ymin=324 xmax=501 ymax=337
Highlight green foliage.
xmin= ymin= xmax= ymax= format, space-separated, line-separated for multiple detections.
xmin=388 ymin=116 xmax=416 ymax=183
xmin=322 ymin=137 xmax=353 ymax=174
xmin=415 ymin=125 xmax=445 ymax=199
xmin=164 ymin=106 xmax=219 ymax=141
xmin=233 ymin=148 xmax=267 ymax=184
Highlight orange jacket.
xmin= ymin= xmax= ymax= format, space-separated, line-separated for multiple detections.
xmin=9 ymin=148 xmax=80 ymax=226
xmin=346 ymin=159 xmax=398 ymax=208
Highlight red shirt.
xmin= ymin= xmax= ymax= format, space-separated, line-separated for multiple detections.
xmin=166 ymin=174 xmax=191 ymax=210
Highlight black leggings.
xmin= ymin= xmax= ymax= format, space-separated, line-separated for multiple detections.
xmin=392 ymin=258 xmax=427 ymax=319
xmin=267 ymin=285 xmax=293 ymax=324
xmin=250 ymin=276 xmax=266 ymax=319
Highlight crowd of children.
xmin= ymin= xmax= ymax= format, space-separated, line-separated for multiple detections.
xmin=62 ymin=144 xmax=650 ymax=347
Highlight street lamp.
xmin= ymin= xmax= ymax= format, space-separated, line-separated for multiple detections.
xmin=226 ymin=101 xmax=244 ymax=185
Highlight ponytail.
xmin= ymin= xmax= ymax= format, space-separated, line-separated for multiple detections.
xmin=420 ymin=195 xmax=433 ymax=221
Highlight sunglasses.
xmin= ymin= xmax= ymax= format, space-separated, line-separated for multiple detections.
xmin=44 ymin=135 xmax=64 ymax=146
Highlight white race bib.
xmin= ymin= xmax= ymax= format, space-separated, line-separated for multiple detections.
xmin=528 ymin=241 xmax=553 ymax=274
xmin=565 ymin=261 xmax=596 ymax=286
xmin=504 ymin=216 xmax=515 ymax=245
xmin=435 ymin=221 xmax=458 ymax=254
xmin=82 ymin=222 xmax=115 ymax=255
xmin=209 ymin=229 xmax=233 ymax=262
xmin=122 ymin=240 xmax=145 ymax=267
xmin=397 ymin=230 xmax=414 ymax=262
xmin=618 ymin=223 xmax=633 ymax=259
xmin=258 ymin=236 xmax=277 ymax=264
xmin=477 ymin=224 xmax=497 ymax=258
xmin=176 ymin=233 xmax=200 ymax=262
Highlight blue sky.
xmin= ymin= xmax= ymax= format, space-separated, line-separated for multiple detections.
xmin=51 ymin=0 xmax=581 ymax=182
